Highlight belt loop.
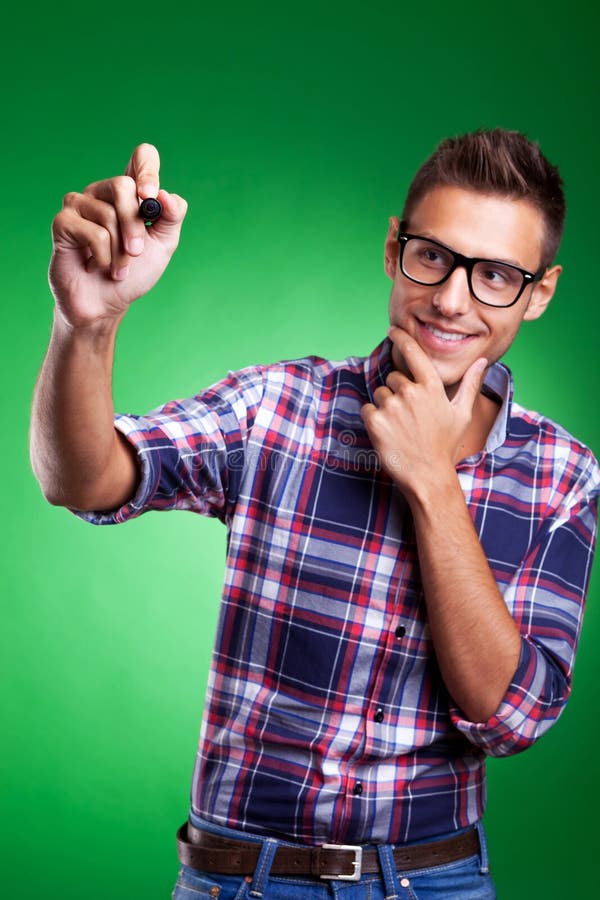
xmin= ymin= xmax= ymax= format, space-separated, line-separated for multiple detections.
xmin=376 ymin=844 xmax=402 ymax=900
xmin=248 ymin=837 xmax=278 ymax=898
xmin=475 ymin=821 xmax=490 ymax=875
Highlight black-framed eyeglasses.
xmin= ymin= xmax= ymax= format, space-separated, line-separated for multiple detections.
xmin=397 ymin=232 xmax=546 ymax=308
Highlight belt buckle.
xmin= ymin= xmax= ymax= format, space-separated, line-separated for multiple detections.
xmin=320 ymin=844 xmax=363 ymax=881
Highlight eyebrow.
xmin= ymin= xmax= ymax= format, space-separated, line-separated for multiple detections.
xmin=414 ymin=230 xmax=530 ymax=270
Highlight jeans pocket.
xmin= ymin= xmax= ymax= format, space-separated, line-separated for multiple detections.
xmin=171 ymin=864 xmax=250 ymax=900
xmin=404 ymin=854 xmax=496 ymax=899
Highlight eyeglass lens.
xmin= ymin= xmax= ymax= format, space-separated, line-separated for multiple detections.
xmin=402 ymin=238 xmax=525 ymax=306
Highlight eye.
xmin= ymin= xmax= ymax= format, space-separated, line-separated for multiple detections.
xmin=416 ymin=245 xmax=452 ymax=268
xmin=482 ymin=267 xmax=508 ymax=284
xmin=476 ymin=263 xmax=521 ymax=290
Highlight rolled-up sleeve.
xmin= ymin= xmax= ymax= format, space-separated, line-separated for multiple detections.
xmin=450 ymin=457 xmax=599 ymax=757
xmin=74 ymin=366 xmax=265 ymax=526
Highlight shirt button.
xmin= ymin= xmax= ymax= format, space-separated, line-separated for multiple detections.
xmin=374 ymin=708 xmax=384 ymax=723
xmin=395 ymin=624 xmax=406 ymax=639
xmin=353 ymin=782 xmax=363 ymax=796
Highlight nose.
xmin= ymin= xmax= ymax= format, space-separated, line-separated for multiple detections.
xmin=431 ymin=266 xmax=472 ymax=316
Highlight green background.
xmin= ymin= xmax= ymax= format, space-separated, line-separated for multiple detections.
xmin=1 ymin=1 xmax=598 ymax=897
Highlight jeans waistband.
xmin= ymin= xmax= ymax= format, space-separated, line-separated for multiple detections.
xmin=189 ymin=809 xmax=477 ymax=850
xmin=180 ymin=814 xmax=490 ymax=892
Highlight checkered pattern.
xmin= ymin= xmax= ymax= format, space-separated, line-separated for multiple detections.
xmin=79 ymin=339 xmax=599 ymax=844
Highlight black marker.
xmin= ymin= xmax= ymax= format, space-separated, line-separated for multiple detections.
xmin=139 ymin=197 xmax=162 ymax=226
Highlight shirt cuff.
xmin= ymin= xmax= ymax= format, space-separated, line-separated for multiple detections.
xmin=71 ymin=415 xmax=162 ymax=526
xmin=449 ymin=636 xmax=568 ymax=757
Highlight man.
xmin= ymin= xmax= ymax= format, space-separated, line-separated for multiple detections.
xmin=31 ymin=130 xmax=599 ymax=899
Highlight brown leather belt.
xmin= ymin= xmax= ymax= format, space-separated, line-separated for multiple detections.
xmin=176 ymin=822 xmax=480 ymax=882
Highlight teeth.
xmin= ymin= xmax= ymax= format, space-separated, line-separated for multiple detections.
xmin=425 ymin=323 xmax=470 ymax=342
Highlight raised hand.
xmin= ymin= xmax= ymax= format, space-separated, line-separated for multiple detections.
xmin=49 ymin=143 xmax=188 ymax=328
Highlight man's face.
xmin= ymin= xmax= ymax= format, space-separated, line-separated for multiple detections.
xmin=385 ymin=186 xmax=560 ymax=396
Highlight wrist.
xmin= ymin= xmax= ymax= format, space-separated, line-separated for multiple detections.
xmin=402 ymin=464 xmax=462 ymax=513
xmin=52 ymin=308 xmax=124 ymax=347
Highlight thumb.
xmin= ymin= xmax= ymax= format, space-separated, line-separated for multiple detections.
xmin=453 ymin=357 xmax=488 ymax=413
xmin=145 ymin=189 xmax=188 ymax=238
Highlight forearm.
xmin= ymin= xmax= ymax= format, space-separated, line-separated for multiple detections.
xmin=30 ymin=312 xmax=138 ymax=510
xmin=407 ymin=471 xmax=522 ymax=723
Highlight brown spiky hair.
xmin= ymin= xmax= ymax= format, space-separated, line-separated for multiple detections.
xmin=402 ymin=129 xmax=566 ymax=268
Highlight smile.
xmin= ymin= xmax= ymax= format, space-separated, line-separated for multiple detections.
xmin=422 ymin=322 xmax=473 ymax=342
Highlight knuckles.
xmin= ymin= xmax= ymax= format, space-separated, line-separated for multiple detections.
xmin=52 ymin=206 xmax=80 ymax=235
xmin=385 ymin=371 xmax=404 ymax=391
xmin=62 ymin=191 xmax=80 ymax=207
xmin=108 ymin=175 xmax=137 ymax=202
xmin=372 ymin=386 xmax=392 ymax=405
xmin=383 ymin=373 xmax=419 ymax=402
xmin=88 ymin=229 xmax=112 ymax=264
xmin=397 ymin=381 xmax=418 ymax=401
xmin=51 ymin=209 xmax=68 ymax=235
xmin=112 ymin=174 xmax=136 ymax=192
xmin=81 ymin=174 xmax=137 ymax=199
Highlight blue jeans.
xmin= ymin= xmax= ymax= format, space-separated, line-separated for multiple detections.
xmin=171 ymin=815 xmax=496 ymax=899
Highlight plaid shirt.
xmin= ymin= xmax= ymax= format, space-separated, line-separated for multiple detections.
xmin=81 ymin=338 xmax=599 ymax=844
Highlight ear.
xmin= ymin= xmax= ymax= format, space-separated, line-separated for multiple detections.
xmin=523 ymin=264 xmax=562 ymax=321
xmin=384 ymin=216 xmax=401 ymax=280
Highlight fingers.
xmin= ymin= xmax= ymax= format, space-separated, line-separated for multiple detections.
xmin=384 ymin=370 xmax=411 ymax=393
xmin=52 ymin=145 xmax=187 ymax=286
xmin=370 ymin=373 xmax=418 ymax=413
xmin=78 ymin=142 xmax=161 ymax=268
xmin=83 ymin=175 xmax=146 ymax=258
xmin=125 ymin=142 xmax=161 ymax=199
xmin=144 ymin=188 xmax=188 ymax=239
xmin=52 ymin=205 xmax=118 ymax=273
xmin=387 ymin=326 xmax=438 ymax=385
xmin=59 ymin=181 xmax=137 ymax=279
xmin=360 ymin=401 xmax=376 ymax=420
xmin=371 ymin=385 xmax=393 ymax=407
xmin=360 ymin=401 xmax=382 ymax=435
xmin=452 ymin=357 xmax=488 ymax=413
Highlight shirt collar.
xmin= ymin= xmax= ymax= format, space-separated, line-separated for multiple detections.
xmin=481 ymin=358 xmax=513 ymax=452
xmin=363 ymin=337 xmax=513 ymax=454
xmin=364 ymin=337 xmax=396 ymax=404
